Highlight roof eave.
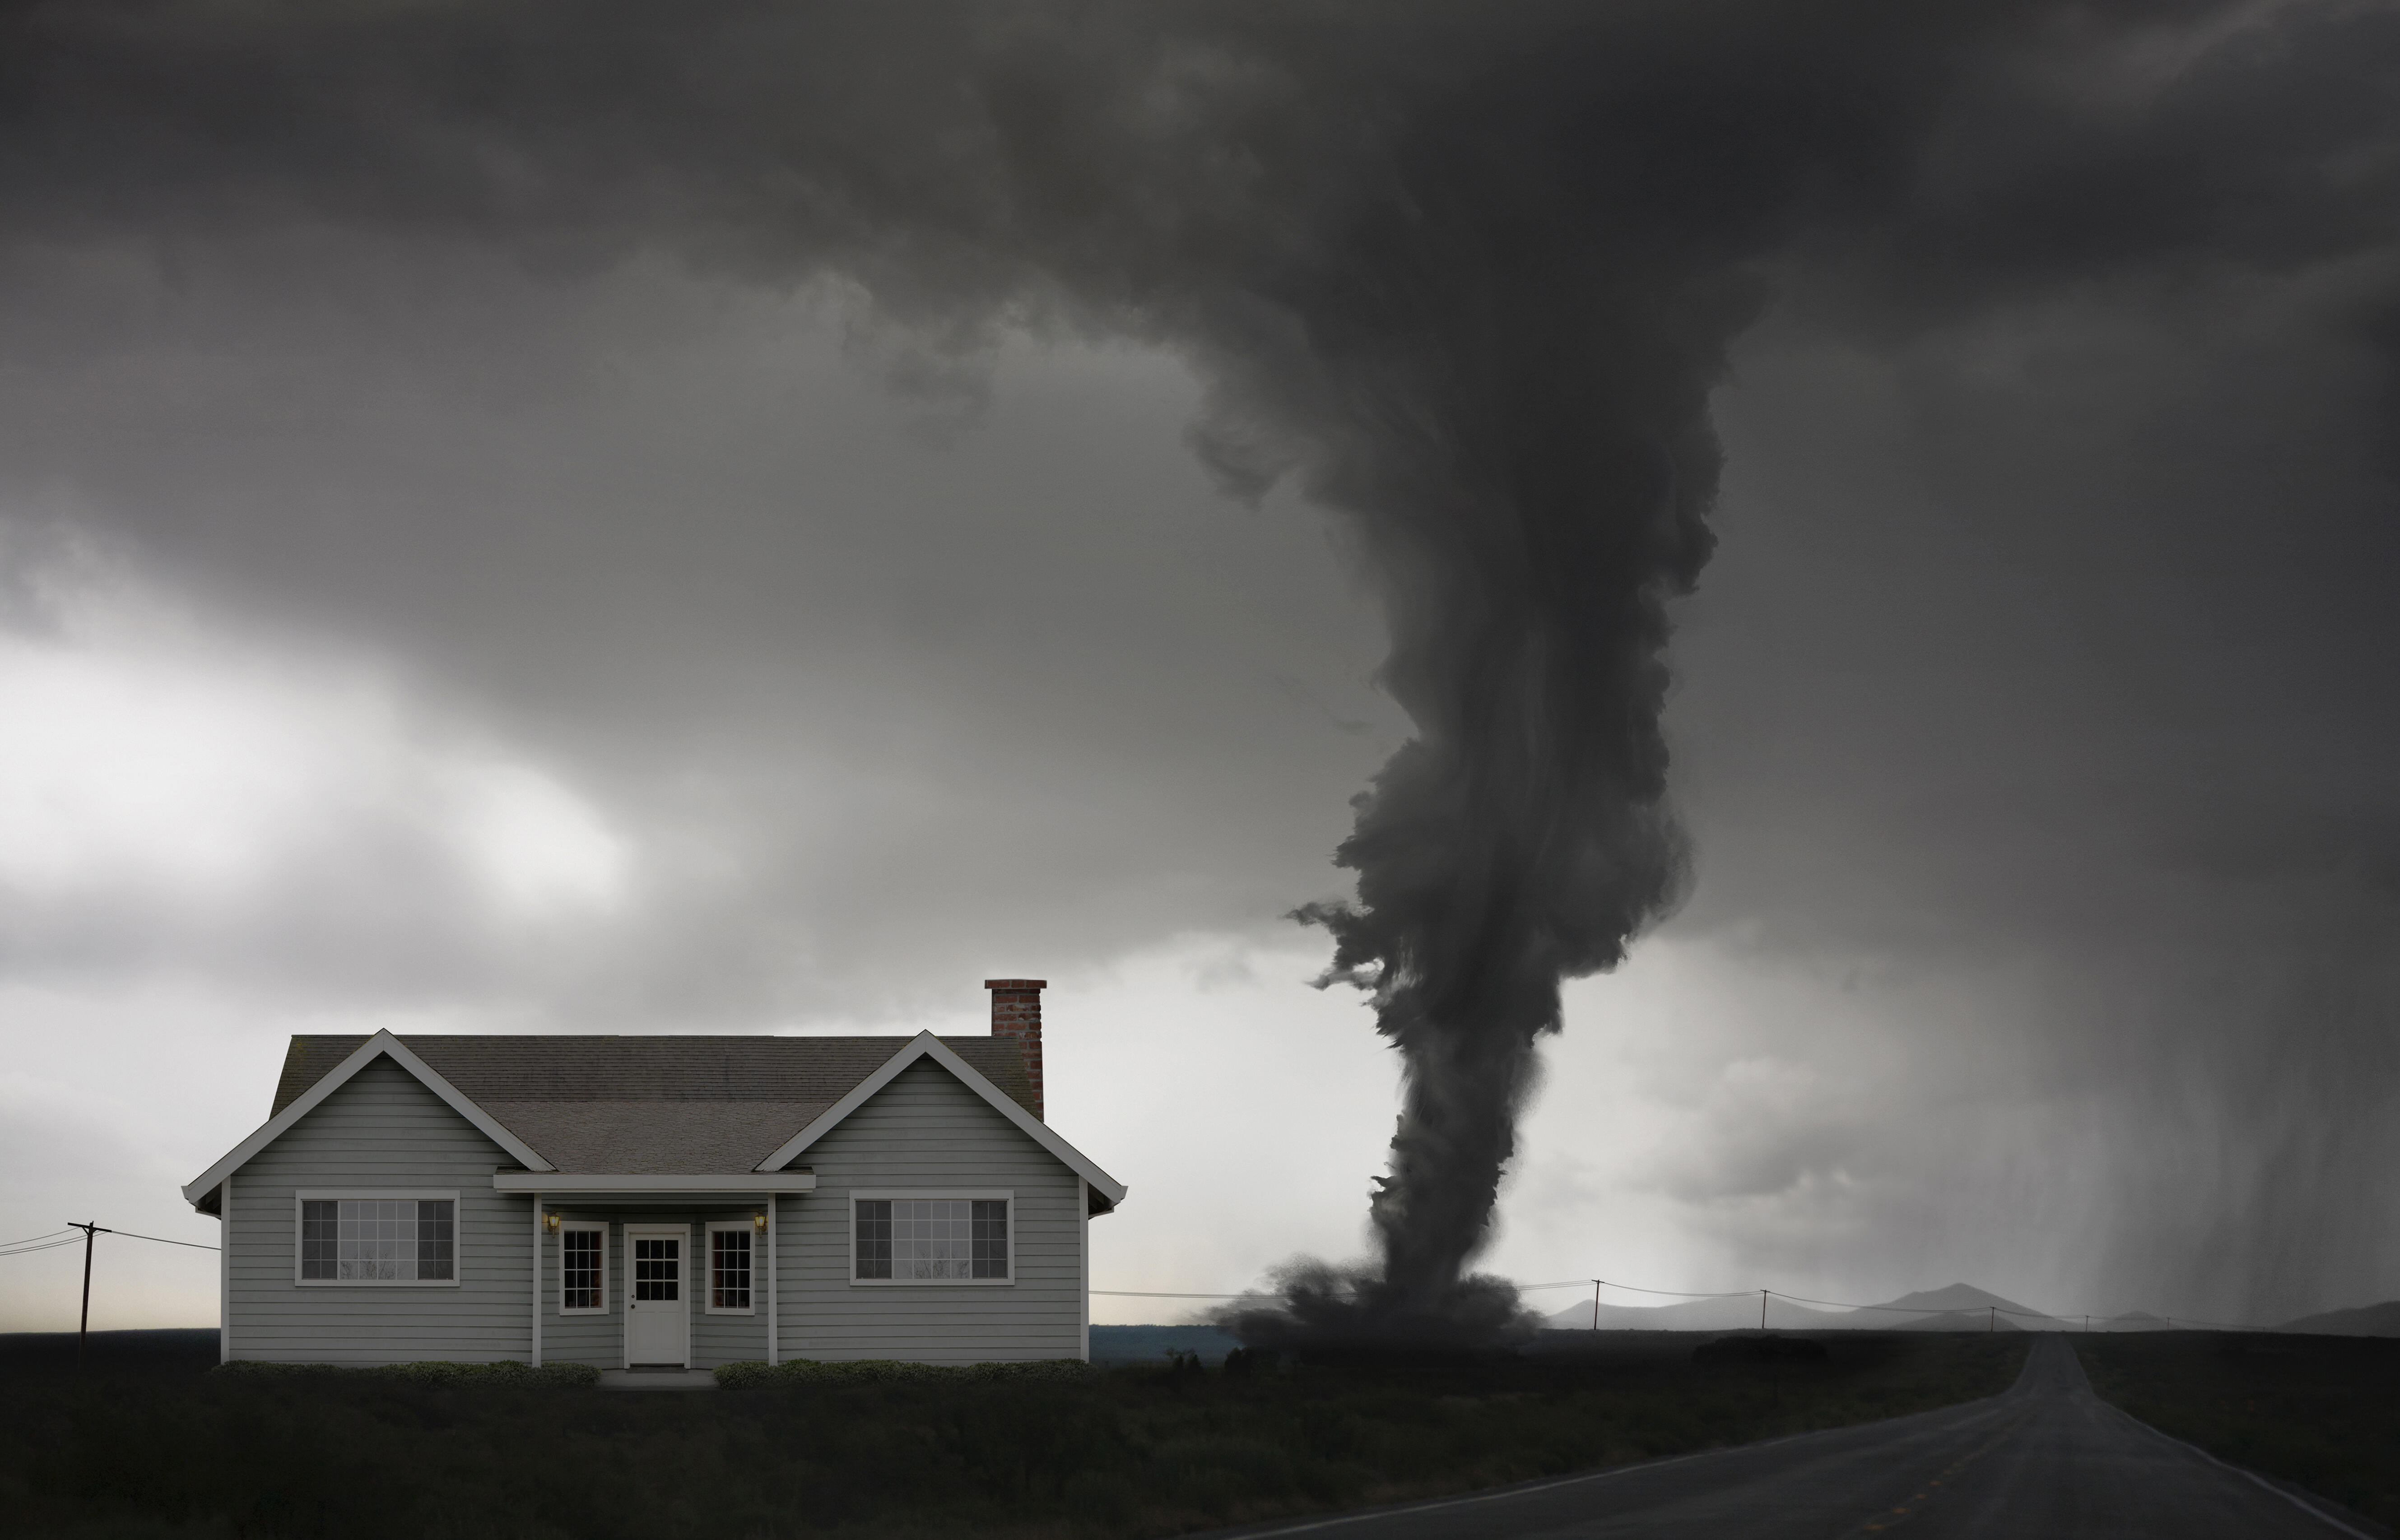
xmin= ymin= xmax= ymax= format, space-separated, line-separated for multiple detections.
xmin=492 ymin=1172 xmax=818 ymax=1193
xmin=180 ymin=1030 xmax=554 ymax=1203
xmin=754 ymin=1031 xmax=1129 ymax=1206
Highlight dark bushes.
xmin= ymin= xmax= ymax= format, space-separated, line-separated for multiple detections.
xmin=1221 ymin=1345 xmax=1282 ymax=1378
xmin=4 ymin=1333 xmax=2027 ymax=1539
xmin=714 ymin=1355 xmax=1095 ymax=1389
xmin=1692 ymin=1334 xmax=1831 ymax=1365
xmin=211 ymin=1358 xmax=602 ymax=1389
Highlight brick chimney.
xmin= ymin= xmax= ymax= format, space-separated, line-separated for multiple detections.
xmin=984 ymin=979 xmax=1046 ymax=1120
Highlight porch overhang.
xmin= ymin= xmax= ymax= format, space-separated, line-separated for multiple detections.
xmin=500 ymin=1173 xmax=800 ymax=1372
xmin=492 ymin=1171 xmax=815 ymax=1206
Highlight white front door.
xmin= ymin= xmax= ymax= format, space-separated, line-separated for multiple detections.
xmin=625 ymin=1226 xmax=689 ymax=1368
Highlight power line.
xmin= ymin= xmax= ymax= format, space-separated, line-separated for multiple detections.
xmin=99 ymin=1229 xmax=219 ymax=1252
xmin=1097 ymin=1279 xmax=2037 ymax=1313
xmin=19 ymin=1225 xmax=2274 ymax=1333
xmin=0 ymin=1227 xmax=219 ymax=1257
xmin=2158 ymin=1313 xmax=2263 ymax=1331
xmin=70 ymin=1223 xmax=108 ymax=1368
xmin=0 ymin=1236 xmax=86 ymax=1258
xmin=1593 ymin=1277 xmax=1758 ymax=1299
xmin=1097 ymin=1276 xmax=1631 ymax=1299
xmin=1096 ymin=1275 xmax=1758 ymax=1302
xmin=14 ymin=1222 xmax=222 ymax=1370
xmin=1767 ymin=1289 xmax=2023 ymax=1317
xmin=1091 ymin=1273 xmax=2275 ymax=1333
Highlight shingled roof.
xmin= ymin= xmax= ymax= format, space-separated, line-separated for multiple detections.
xmin=270 ymin=1034 xmax=1040 ymax=1175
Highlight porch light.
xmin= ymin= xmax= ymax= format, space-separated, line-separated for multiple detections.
xmin=543 ymin=1211 xmax=561 ymax=1233
xmin=752 ymin=1211 xmax=768 ymax=1234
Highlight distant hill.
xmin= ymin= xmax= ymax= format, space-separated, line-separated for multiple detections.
xmin=1889 ymin=1308 xmax=2026 ymax=1332
xmin=0 ymin=1328 xmax=218 ymax=1374
xmin=2279 ymin=1301 xmax=2400 ymax=1337
xmin=1862 ymin=1284 xmax=2067 ymax=1332
xmin=1088 ymin=1325 xmax=1242 ymax=1364
xmin=1542 ymin=1281 xmax=2065 ymax=1332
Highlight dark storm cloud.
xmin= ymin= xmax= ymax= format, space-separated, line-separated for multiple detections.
xmin=5 ymin=0 xmax=2398 ymax=1327
xmin=1665 ymin=258 xmax=2400 ymax=1321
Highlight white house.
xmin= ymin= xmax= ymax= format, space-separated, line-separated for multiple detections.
xmin=180 ymin=980 xmax=1126 ymax=1369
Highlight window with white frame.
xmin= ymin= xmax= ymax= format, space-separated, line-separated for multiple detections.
xmin=707 ymin=1223 xmax=753 ymax=1312
xmin=852 ymin=1195 xmax=1009 ymax=1282
xmin=560 ymin=1225 xmax=607 ymax=1313
xmin=297 ymin=1193 xmax=456 ymax=1283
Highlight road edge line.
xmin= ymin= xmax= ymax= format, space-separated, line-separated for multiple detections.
xmin=2107 ymin=1404 xmax=2387 ymax=1540
xmin=1209 ymin=1391 xmax=2021 ymax=1540
xmin=1209 ymin=1439 xmax=1793 ymax=1540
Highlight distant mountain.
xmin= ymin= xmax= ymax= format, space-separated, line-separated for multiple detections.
xmin=1859 ymin=1283 xmax=2068 ymax=1332
xmin=2099 ymin=1311 xmax=2172 ymax=1331
xmin=1888 ymin=1308 xmax=2025 ymax=1332
xmin=1541 ymin=1281 xmax=2065 ymax=1332
xmin=1088 ymin=1325 xmax=1242 ymax=1363
xmin=2279 ymin=1300 xmax=2400 ymax=1337
xmin=1541 ymin=1294 xmax=1847 ymax=1332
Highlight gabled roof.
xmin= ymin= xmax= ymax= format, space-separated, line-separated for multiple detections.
xmin=184 ymin=1029 xmax=1124 ymax=1209
xmin=256 ymin=1032 xmax=1038 ymax=1177
xmin=182 ymin=1030 xmax=555 ymax=1205
xmin=755 ymin=1032 xmax=1127 ymax=1211
xmin=269 ymin=1034 xmax=1037 ymax=1117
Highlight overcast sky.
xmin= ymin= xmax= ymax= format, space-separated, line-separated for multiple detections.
xmin=4 ymin=0 xmax=2397 ymax=1333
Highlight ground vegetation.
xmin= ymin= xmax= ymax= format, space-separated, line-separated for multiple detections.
xmin=2077 ymin=1331 xmax=2400 ymax=1532
xmin=1 ymin=1328 xmax=2027 ymax=1538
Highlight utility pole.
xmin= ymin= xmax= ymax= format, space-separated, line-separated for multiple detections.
xmin=1988 ymin=1304 xmax=1995 ymax=1335
xmin=1761 ymin=1289 xmax=1768 ymax=1332
xmin=1591 ymin=1280 xmax=1600 ymax=1332
xmin=70 ymin=1222 xmax=111 ymax=1368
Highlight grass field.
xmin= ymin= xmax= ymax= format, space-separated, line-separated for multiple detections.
xmin=2076 ymin=1331 xmax=2400 ymax=1533
xmin=0 ymin=1328 xmax=2027 ymax=1539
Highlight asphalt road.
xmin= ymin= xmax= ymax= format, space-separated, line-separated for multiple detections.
xmin=1219 ymin=1336 xmax=2376 ymax=1540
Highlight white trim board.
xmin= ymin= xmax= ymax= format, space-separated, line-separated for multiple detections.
xmin=530 ymin=1192 xmax=542 ymax=1367
xmin=753 ymin=1032 xmax=1129 ymax=1209
xmin=702 ymin=1221 xmax=758 ymax=1315
xmin=182 ymin=1031 xmax=553 ymax=1205
xmin=494 ymin=1173 xmax=817 ymax=1193
xmin=219 ymin=1171 xmax=232 ymax=1365
xmin=557 ymin=1220 xmax=610 ymax=1316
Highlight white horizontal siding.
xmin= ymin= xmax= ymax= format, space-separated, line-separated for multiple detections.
xmin=223 ymin=1047 xmax=1095 ymax=1367
xmin=779 ymin=1059 xmax=1084 ymax=1364
xmin=228 ymin=1058 xmax=531 ymax=1364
